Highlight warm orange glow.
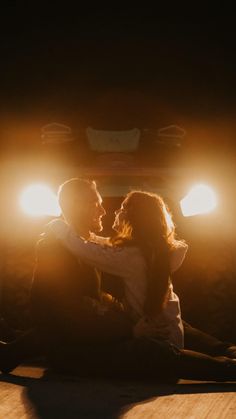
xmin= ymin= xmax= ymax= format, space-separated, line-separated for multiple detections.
xmin=20 ymin=184 xmax=61 ymax=217
xmin=163 ymin=204 xmax=175 ymax=233
xmin=180 ymin=184 xmax=217 ymax=217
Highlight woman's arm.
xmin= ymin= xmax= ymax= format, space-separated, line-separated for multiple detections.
xmin=46 ymin=219 xmax=139 ymax=277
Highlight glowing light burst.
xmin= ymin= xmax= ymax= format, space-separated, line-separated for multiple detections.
xmin=180 ymin=184 xmax=217 ymax=217
xmin=20 ymin=184 xmax=61 ymax=217
xmin=163 ymin=204 xmax=175 ymax=234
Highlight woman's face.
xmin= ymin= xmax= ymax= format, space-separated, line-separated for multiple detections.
xmin=112 ymin=199 xmax=128 ymax=232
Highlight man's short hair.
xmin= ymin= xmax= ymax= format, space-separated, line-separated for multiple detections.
xmin=58 ymin=178 xmax=97 ymax=216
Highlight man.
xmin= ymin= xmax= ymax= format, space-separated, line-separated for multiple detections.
xmin=1 ymin=178 xmax=236 ymax=381
xmin=32 ymin=178 xmax=133 ymax=349
xmin=0 ymin=178 xmax=132 ymax=374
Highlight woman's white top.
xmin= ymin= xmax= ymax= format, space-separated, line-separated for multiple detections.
xmin=48 ymin=220 xmax=188 ymax=349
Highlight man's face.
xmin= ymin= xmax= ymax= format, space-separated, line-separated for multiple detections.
xmin=75 ymin=188 xmax=106 ymax=234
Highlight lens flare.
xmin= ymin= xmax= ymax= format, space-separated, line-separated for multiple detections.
xmin=180 ymin=184 xmax=217 ymax=217
xmin=20 ymin=184 xmax=61 ymax=217
xmin=163 ymin=204 xmax=175 ymax=234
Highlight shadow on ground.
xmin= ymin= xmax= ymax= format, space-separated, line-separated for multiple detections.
xmin=1 ymin=371 xmax=236 ymax=419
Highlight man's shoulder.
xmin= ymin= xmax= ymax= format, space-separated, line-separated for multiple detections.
xmin=36 ymin=235 xmax=61 ymax=251
xmin=36 ymin=235 xmax=76 ymax=261
xmin=34 ymin=235 xmax=82 ymax=281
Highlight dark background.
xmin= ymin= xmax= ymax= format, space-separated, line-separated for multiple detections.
xmin=0 ymin=5 xmax=235 ymax=140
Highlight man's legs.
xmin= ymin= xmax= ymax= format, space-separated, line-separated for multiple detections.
xmin=0 ymin=300 xmax=133 ymax=374
xmin=0 ymin=329 xmax=41 ymax=373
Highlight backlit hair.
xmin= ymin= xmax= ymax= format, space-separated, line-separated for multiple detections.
xmin=112 ymin=190 xmax=177 ymax=316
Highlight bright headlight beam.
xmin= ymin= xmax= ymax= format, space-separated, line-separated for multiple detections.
xmin=20 ymin=184 xmax=61 ymax=217
xmin=180 ymin=184 xmax=217 ymax=217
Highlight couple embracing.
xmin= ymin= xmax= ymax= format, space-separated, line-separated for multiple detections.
xmin=1 ymin=178 xmax=236 ymax=382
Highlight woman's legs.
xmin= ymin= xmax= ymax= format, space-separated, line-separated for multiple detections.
xmin=183 ymin=321 xmax=235 ymax=357
xmin=177 ymin=349 xmax=236 ymax=381
xmin=98 ymin=338 xmax=236 ymax=382
xmin=1 ymin=333 xmax=236 ymax=382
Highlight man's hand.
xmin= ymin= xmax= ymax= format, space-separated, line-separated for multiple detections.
xmin=101 ymin=291 xmax=124 ymax=312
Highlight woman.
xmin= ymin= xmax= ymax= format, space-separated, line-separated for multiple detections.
xmin=48 ymin=190 xmax=188 ymax=349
